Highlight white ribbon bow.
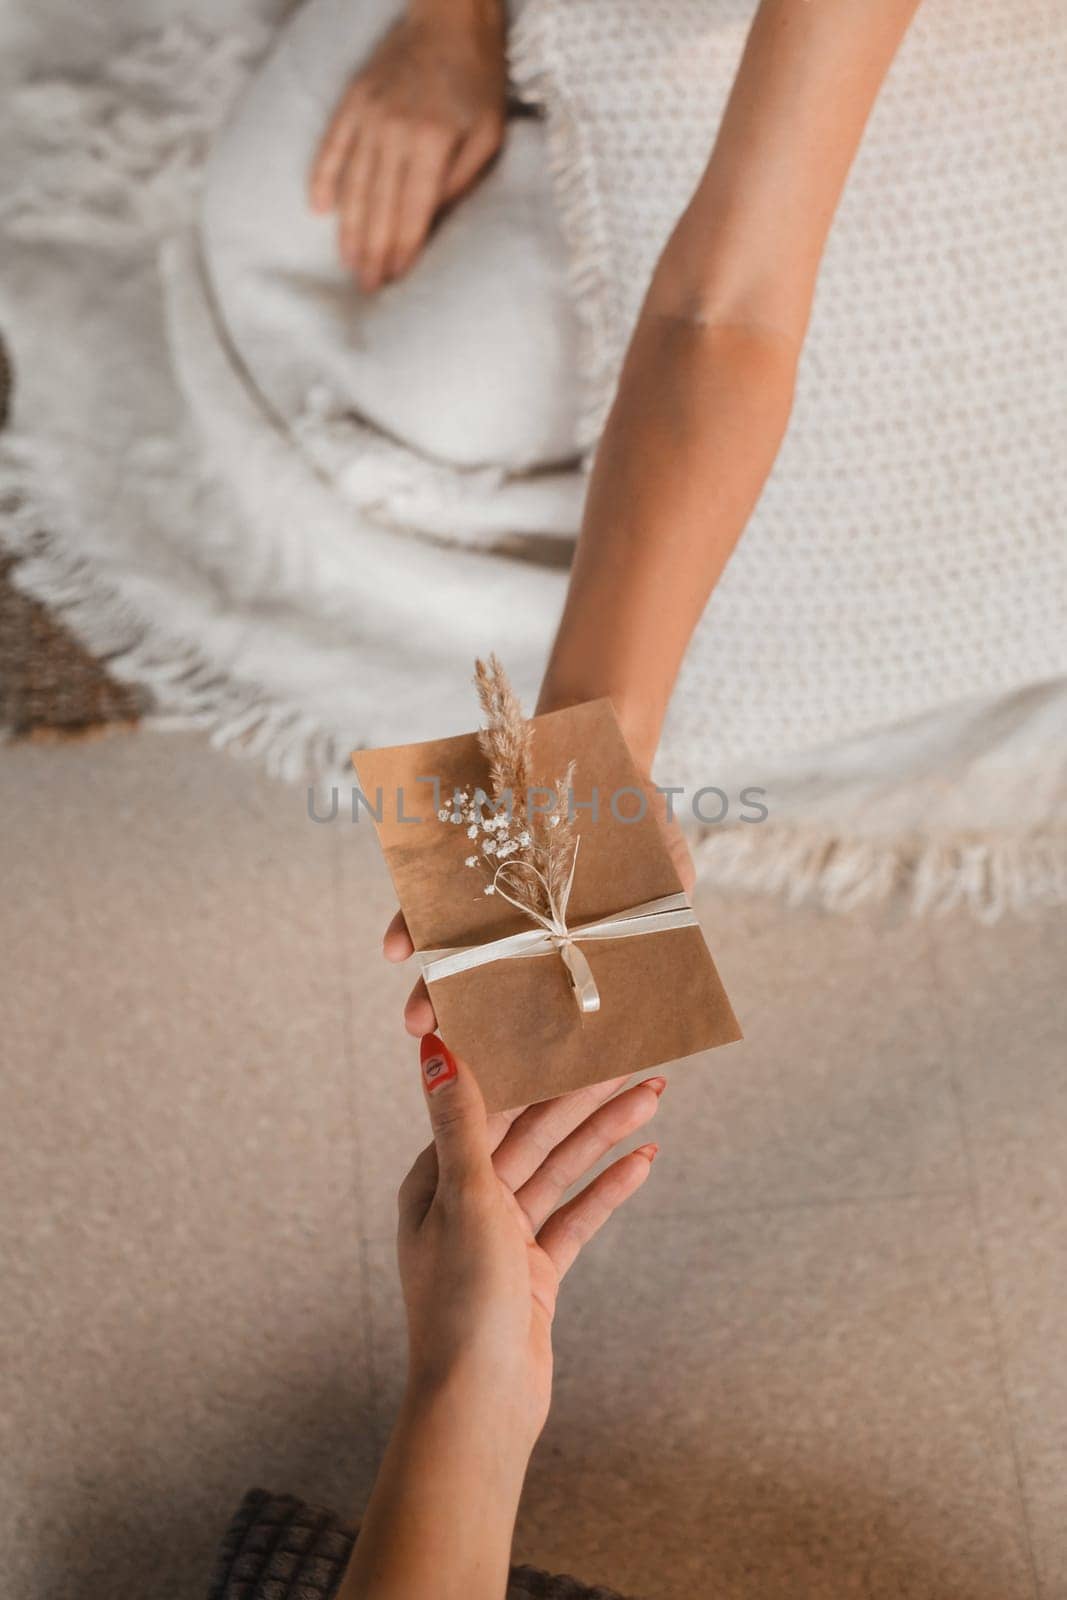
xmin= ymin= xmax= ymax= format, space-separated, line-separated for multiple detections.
xmin=417 ymin=838 xmax=697 ymax=1016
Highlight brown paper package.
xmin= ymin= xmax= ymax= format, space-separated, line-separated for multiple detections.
xmin=353 ymin=699 xmax=741 ymax=1113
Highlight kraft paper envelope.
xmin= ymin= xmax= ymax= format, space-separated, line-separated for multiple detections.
xmin=353 ymin=698 xmax=741 ymax=1113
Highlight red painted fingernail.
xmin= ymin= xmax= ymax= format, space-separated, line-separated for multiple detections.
xmin=645 ymin=1076 xmax=667 ymax=1098
xmin=420 ymin=1033 xmax=457 ymax=1093
xmin=635 ymin=1142 xmax=659 ymax=1163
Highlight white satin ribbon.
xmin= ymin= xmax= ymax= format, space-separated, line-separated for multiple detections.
xmin=417 ymin=890 xmax=697 ymax=1016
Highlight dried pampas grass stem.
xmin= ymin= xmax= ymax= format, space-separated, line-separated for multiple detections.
xmin=474 ymin=654 xmax=533 ymax=818
xmin=457 ymin=656 xmax=578 ymax=921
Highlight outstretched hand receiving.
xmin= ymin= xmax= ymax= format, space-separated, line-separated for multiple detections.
xmin=399 ymin=1036 xmax=663 ymax=1449
xmin=338 ymin=1037 xmax=663 ymax=1598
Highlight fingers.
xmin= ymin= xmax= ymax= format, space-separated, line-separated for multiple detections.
xmin=338 ymin=133 xmax=377 ymax=278
xmin=397 ymin=1140 xmax=438 ymax=1227
xmin=357 ymin=136 xmax=405 ymax=291
xmin=418 ymin=1034 xmax=491 ymax=1190
xmin=315 ymin=105 xmax=459 ymax=286
xmin=309 ymin=87 xmax=362 ymax=213
xmin=381 ymin=909 xmax=435 ymax=1034
xmin=514 ymin=1077 xmax=665 ymax=1232
xmin=485 ymin=1101 xmax=527 ymax=1155
xmin=382 ymin=909 xmax=414 ymax=962
xmin=536 ymin=1144 xmax=658 ymax=1281
xmin=490 ymin=1075 xmax=632 ymax=1194
xmin=389 ymin=130 xmax=455 ymax=279
xmin=357 ymin=113 xmax=499 ymax=284
xmin=404 ymin=977 xmax=437 ymax=1037
xmin=398 ymin=1064 xmax=523 ymax=1229
xmin=311 ymin=10 xmax=506 ymax=285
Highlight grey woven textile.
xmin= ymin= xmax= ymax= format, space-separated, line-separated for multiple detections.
xmin=207 ymin=1488 xmax=636 ymax=1600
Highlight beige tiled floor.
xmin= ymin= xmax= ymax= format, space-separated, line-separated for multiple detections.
xmin=1 ymin=730 xmax=1064 ymax=1599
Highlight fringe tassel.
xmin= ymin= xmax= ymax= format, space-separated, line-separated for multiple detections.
xmin=696 ymin=824 xmax=1067 ymax=924
xmin=0 ymin=435 xmax=350 ymax=785
xmin=509 ymin=5 xmax=621 ymax=453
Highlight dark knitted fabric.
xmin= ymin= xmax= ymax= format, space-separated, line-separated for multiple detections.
xmin=208 ymin=1489 xmax=635 ymax=1600
xmin=207 ymin=1491 xmax=353 ymax=1600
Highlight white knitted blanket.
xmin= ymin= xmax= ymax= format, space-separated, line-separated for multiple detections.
xmin=2 ymin=0 xmax=1066 ymax=918
xmin=514 ymin=0 xmax=1067 ymax=754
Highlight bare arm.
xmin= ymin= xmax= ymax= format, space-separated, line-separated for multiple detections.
xmin=386 ymin=0 xmax=923 ymax=1029
xmin=537 ymin=0 xmax=923 ymax=771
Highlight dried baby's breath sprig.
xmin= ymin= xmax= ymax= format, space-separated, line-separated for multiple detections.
xmin=439 ymin=658 xmax=579 ymax=922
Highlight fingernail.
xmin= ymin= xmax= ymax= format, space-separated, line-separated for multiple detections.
xmin=646 ymin=1075 xmax=667 ymax=1098
xmin=420 ymin=1033 xmax=457 ymax=1093
xmin=635 ymin=1142 xmax=659 ymax=1164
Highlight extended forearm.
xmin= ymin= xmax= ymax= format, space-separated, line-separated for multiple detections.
xmin=338 ymin=1376 xmax=530 ymax=1600
xmin=537 ymin=0 xmax=922 ymax=768
xmin=537 ymin=306 xmax=797 ymax=769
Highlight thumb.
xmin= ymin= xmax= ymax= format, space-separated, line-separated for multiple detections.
xmin=419 ymin=1034 xmax=491 ymax=1188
